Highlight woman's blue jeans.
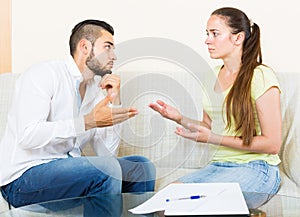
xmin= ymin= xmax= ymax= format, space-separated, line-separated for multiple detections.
xmin=1 ymin=155 xmax=156 ymax=208
xmin=178 ymin=160 xmax=281 ymax=208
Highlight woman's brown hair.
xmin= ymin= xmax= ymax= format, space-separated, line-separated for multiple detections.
xmin=212 ymin=7 xmax=262 ymax=146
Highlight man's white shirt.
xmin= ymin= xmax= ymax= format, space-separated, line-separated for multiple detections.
xmin=0 ymin=56 xmax=121 ymax=186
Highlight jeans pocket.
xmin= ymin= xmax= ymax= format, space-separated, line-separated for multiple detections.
xmin=269 ymin=167 xmax=281 ymax=195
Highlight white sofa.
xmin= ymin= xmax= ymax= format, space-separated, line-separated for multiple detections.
xmin=1 ymin=71 xmax=300 ymax=213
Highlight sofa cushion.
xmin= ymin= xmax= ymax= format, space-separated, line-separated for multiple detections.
xmin=0 ymin=194 xmax=9 ymax=214
xmin=278 ymin=72 xmax=300 ymax=188
xmin=0 ymin=73 xmax=20 ymax=213
xmin=0 ymin=73 xmax=20 ymax=139
xmin=278 ymin=165 xmax=300 ymax=197
xmin=1 ymin=71 xmax=300 ymax=213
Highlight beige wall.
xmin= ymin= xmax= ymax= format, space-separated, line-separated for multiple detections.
xmin=11 ymin=0 xmax=299 ymax=74
xmin=0 ymin=0 xmax=11 ymax=74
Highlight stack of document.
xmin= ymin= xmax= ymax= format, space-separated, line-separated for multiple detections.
xmin=129 ymin=182 xmax=250 ymax=216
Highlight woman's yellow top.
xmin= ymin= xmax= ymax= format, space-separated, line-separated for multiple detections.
xmin=202 ymin=65 xmax=281 ymax=165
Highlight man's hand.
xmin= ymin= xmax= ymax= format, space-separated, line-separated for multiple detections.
xmin=84 ymin=94 xmax=138 ymax=130
xmin=99 ymin=74 xmax=121 ymax=105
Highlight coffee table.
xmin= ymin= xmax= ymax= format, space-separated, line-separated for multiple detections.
xmin=0 ymin=192 xmax=299 ymax=216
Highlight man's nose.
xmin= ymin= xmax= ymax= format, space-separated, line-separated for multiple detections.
xmin=110 ymin=50 xmax=117 ymax=60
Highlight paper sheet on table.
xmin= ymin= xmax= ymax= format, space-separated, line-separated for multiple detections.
xmin=129 ymin=183 xmax=249 ymax=216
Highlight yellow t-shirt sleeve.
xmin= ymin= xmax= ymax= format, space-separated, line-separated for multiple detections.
xmin=251 ymin=66 xmax=281 ymax=101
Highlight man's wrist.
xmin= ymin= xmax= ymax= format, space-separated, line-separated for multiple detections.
xmin=108 ymin=103 xmax=122 ymax=108
xmin=84 ymin=114 xmax=96 ymax=130
xmin=175 ymin=114 xmax=183 ymax=125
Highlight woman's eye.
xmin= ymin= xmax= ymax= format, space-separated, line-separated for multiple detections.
xmin=105 ymin=45 xmax=111 ymax=50
xmin=206 ymin=32 xmax=219 ymax=37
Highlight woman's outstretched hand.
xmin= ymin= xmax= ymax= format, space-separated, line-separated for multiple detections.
xmin=148 ymin=100 xmax=182 ymax=124
xmin=175 ymin=122 xmax=214 ymax=143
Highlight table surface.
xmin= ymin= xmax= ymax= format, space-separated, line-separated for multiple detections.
xmin=1 ymin=192 xmax=300 ymax=217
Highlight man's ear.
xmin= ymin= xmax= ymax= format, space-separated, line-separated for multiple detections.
xmin=233 ymin=32 xmax=245 ymax=46
xmin=78 ymin=39 xmax=92 ymax=55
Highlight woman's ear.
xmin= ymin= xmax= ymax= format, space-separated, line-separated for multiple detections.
xmin=233 ymin=32 xmax=245 ymax=46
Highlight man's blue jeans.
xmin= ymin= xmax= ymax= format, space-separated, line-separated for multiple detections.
xmin=1 ymin=155 xmax=156 ymax=208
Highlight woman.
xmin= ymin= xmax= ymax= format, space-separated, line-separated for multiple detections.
xmin=149 ymin=7 xmax=281 ymax=208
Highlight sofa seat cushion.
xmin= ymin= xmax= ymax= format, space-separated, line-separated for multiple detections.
xmin=0 ymin=195 xmax=9 ymax=214
xmin=278 ymin=168 xmax=300 ymax=197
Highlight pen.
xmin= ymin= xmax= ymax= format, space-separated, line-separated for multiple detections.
xmin=166 ymin=195 xmax=206 ymax=202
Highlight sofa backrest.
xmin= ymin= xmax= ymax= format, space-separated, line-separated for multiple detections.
xmin=277 ymin=72 xmax=300 ymax=187
xmin=118 ymin=71 xmax=300 ymax=188
xmin=0 ymin=73 xmax=20 ymax=140
xmin=0 ymin=71 xmax=299 ymax=188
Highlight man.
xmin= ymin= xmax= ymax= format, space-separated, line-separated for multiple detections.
xmin=0 ymin=19 xmax=155 ymax=208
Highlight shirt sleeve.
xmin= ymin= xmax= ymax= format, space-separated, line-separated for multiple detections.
xmin=251 ymin=66 xmax=281 ymax=101
xmin=89 ymin=124 xmax=122 ymax=157
xmin=16 ymin=62 xmax=84 ymax=150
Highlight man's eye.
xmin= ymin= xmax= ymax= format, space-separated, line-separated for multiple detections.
xmin=213 ymin=32 xmax=219 ymax=37
xmin=105 ymin=45 xmax=111 ymax=50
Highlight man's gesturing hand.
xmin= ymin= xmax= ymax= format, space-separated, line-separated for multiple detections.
xmin=99 ymin=74 xmax=121 ymax=105
xmin=84 ymin=94 xmax=138 ymax=130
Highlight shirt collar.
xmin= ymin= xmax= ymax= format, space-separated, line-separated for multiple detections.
xmin=65 ymin=55 xmax=83 ymax=81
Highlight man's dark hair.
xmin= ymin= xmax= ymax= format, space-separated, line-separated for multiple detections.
xmin=69 ymin=19 xmax=114 ymax=57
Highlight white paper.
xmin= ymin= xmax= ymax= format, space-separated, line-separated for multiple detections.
xmin=129 ymin=183 xmax=249 ymax=216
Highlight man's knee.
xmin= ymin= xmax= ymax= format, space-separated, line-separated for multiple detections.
xmin=118 ymin=156 xmax=156 ymax=182
xmin=86 ymin=156 xmax=122 ymax=181
xmin=84 ymin=157 xmax=122 ymax=194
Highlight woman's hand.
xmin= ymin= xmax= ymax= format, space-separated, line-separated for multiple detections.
xmin=148 ymin=100 xmax=182 ymax=124
xmin=175 ymin=122 xmax=221 ymax=145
